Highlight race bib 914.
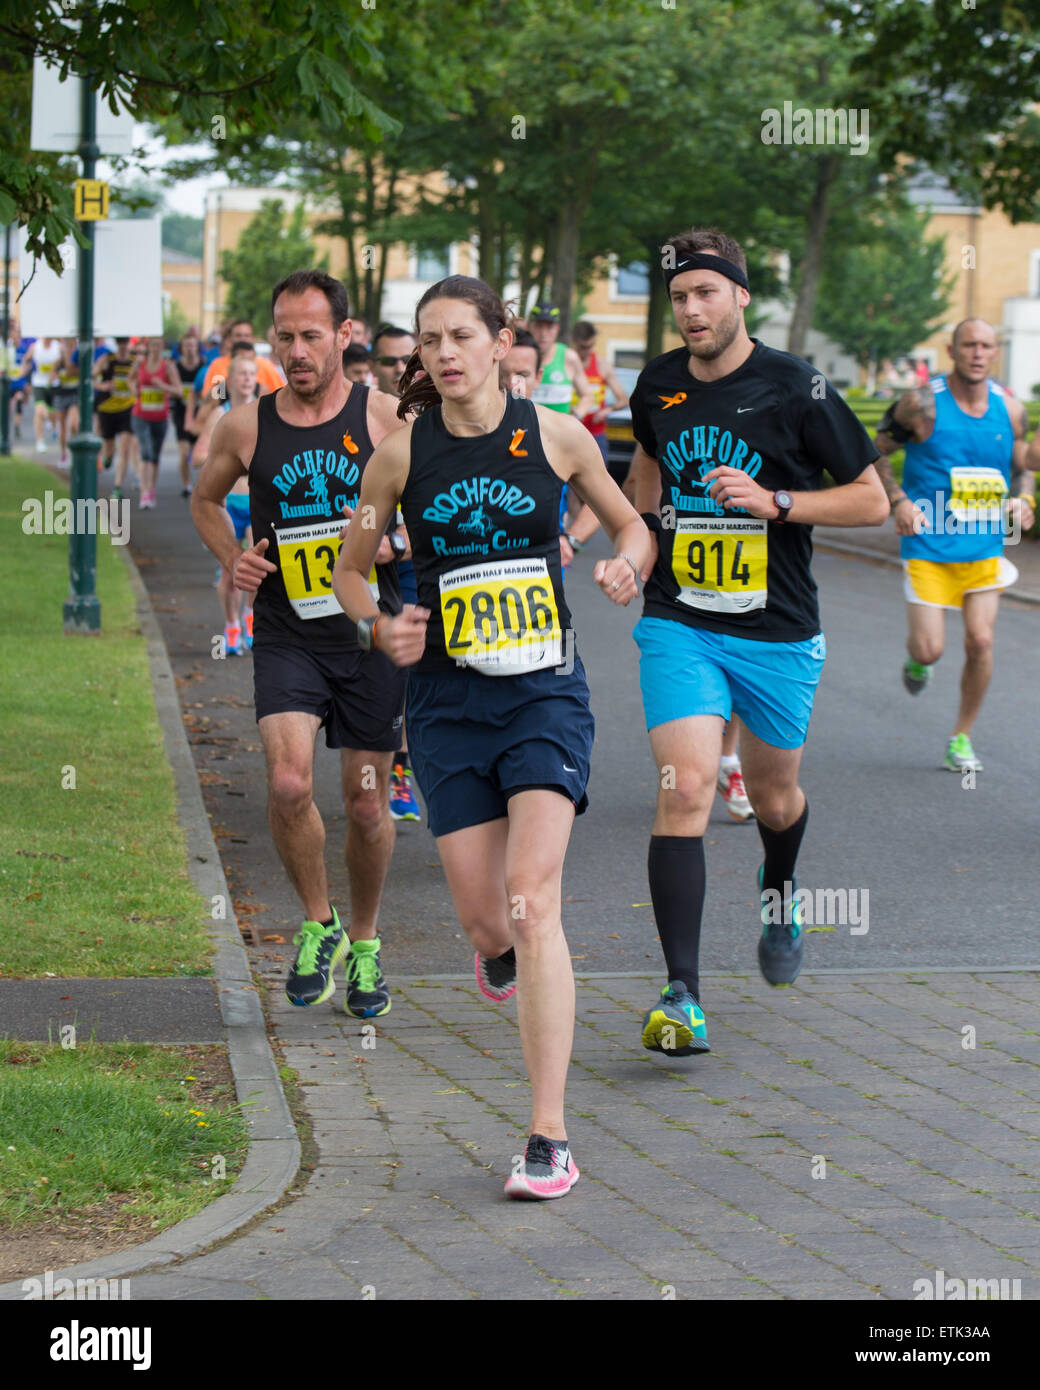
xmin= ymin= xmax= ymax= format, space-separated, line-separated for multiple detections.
xmin=671 ymin=516 xmax=768 ymax=615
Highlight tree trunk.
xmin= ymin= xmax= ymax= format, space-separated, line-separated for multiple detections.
xmin=644 ymin=238 xmax=668 ymax=361
xmin=550 ymin=200 xmax=583 ymax=338
xmin=787 ymin=153 xmax=840 ymax=359
xmin=476 ymin=170 xmax=498 ymax=291
xmin=373 ymin=164 xmax=399 ymax=326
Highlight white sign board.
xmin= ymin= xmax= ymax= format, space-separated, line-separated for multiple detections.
xmin=30 ymin=57 xmax=135 ymax=156
xmin=17 ymin=220 xmax=163 ymax=338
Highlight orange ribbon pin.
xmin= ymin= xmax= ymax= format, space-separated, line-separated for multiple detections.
xmin=659 ymin=392 xmax=687 ymax=410
xmin=342 ymin=431 xmax=359 ymax=454
xmin=508 ymin=428 xmax=528 ymax=456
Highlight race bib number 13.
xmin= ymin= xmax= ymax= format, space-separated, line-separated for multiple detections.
xmin=440 ymin=557 xmax=561 ymax=675
xmin=671 ymin=516 xmax=768 ymax=615
xmin=276 ymin=519 xmax=379 ymax=620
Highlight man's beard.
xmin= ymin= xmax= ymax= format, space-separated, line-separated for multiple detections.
xmin=687 ymin=301 xmax=742 ymax=360
xmin=289 ymin=349 xmax=339 ymax=399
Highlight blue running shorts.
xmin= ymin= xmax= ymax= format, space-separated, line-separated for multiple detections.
xmin=633 ymin=616 xmax=826 ymax=750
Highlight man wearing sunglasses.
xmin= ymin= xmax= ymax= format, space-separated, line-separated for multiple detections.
xmin=372 ymin=326 xmax=416 ymax=397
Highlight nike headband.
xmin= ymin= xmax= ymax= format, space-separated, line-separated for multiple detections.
xmin=663 ymin=253 xmax=749 ymax=292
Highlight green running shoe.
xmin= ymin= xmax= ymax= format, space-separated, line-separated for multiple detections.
xmin=286 ymin=908 xmax=348 ymax=1007
xmin=641 ymin=980 xmax=710 ymax=1056
xmin=757 ymin=865 xmax=804 ymax=987
xmin=945 ymin=733 xmax=982 ymax=772
xmin=343 ymin=936 xmax=391 ymax=1018
xmin=902 ymin=659 xmax=931 ymax=695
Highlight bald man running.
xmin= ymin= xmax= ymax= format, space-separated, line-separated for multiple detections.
xmin=874 ymin=318 xmax=1033 ymax=773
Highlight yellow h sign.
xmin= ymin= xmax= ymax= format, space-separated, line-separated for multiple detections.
xmin=74 ymin=179 xmax=109 ymax=221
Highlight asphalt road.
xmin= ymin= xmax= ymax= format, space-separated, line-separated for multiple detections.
xmin=128 ymin=459 xmax=1040 ymax=983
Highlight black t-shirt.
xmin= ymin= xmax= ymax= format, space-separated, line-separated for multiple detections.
xmin=631 ymin=340 xmax=878 ymax=641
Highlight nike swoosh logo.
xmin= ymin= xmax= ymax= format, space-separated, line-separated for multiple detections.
xmin=563 ymin=765 xmax=578 ymax=773
xmin=737 ymin=407 xmax=754 ymax=413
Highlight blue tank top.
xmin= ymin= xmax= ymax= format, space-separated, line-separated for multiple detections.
xmin=901 ymin=377 xmax=1013 ymax=562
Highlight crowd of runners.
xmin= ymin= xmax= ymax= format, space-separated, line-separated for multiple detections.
xmin=20 ymin=222 xmax=1034 ymax=1202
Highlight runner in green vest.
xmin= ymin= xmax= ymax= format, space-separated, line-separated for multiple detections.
xmin=529 ymin=303 xmax=596 ymax=543
xmin=529 ymin=303 xmax=594 ymax=419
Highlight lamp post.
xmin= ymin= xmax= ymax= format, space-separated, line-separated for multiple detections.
xmin=63 ymin=73 xmax=102 ymax=634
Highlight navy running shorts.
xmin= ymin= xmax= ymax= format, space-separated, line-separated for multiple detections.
xmin=405 ymin=655 xmax=595 ymax=837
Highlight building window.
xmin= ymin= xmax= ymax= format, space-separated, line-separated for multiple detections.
xmin=415 ymin=245 xmax=451 ymax=281
xmin=615 ymin=261 xmax=650 ymax=297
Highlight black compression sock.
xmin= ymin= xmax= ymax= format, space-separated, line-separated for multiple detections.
xmin=647 ymin=835 xmax=706 ymax=1003
xmin=757 ymin=799 xmax=809 ymax=898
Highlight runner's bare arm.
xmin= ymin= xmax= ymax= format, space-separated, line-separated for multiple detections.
xmin=1006 ymin=399 xmax=1035 ymax=530
xmin=631 ymin=443 xmax=663 ymax=516
xmin=565 ymin=348 xmax=596 ymax=420
xmin=540 ymin=408 xmax=650 ymax=605
xmin=333 ymin=426 xmax=427 ymax=665
xmin=191 ymin=405 xmax=261 ymax=576
xmin=163 ymin=360 xmax=181 ymax=397
xmin=333 ymin=427 xmax=408 ymax=607
xmin=366 ymin=385 xmax=408 ymax=447
xmin=600 ymin=364 xmax=629 ymax=422
xmin=705 ymin=460 xmax=890 ymax=527
xmin=1008 ymin=398 xmax=1032 ymax=492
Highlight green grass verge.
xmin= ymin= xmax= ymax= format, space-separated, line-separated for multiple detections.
xmin=0 ymin=457 xmax=212 ymax=977
xmin=0 ymin=1042 xmax=248 ymax=1229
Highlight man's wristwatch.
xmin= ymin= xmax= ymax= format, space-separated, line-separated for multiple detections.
xmin=564 ymin=532 xmax=584 ymax=553
xmin=389 ymin=532 xmax=407 ymax=559
xmin=357 ymin=615 xmax=382 ymax=652
xmin=772 ymin=490 xmax=793 ymax=524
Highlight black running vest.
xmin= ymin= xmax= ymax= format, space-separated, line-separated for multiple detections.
xmin=400 ymin=394 xmax=572 ymax=676
xmin=248 ymin=385 xmax=401 ymax=649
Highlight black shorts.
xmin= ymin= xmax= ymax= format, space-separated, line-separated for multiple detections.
xmin=171 ymin=400 xmax=197 ymax=444
xmin=406 ymin=655 xmax=594 ymax=837
xmin=98 ymin=409 xmax=132 ymax=440
xmin=253 ymin=640 xmax=407 ymax=751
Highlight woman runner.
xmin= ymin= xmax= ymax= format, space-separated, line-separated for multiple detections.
xmin=333 ymin=276 xmax=649 ymax=1199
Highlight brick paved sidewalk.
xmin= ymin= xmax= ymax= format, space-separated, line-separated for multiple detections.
xmin=122 ymin=969 xmax=1040 ymax=1301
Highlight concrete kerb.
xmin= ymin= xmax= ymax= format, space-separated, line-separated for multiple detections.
xmin=814 ymin=536 xmax=1040 ymax=606
xmin=0 ymin=547 xmax=301 ymax=1300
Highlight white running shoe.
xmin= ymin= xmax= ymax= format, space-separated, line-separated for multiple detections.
xmin=717 ymin=764 xmax=754 ymax=822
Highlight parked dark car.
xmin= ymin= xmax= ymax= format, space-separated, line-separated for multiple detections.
xmin=603 ymin=366 xmax=641 ymax=483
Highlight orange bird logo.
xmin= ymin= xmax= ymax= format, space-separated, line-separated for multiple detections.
xmin=342 ymin=431 xmax=359 ymax=454
xmin=508 ymin=428 xmax=528 ymax=456
xmin=659 ymin=392 xmax=687 ymax=410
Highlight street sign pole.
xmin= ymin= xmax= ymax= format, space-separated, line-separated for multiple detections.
xmin=63 ymin=74 xmax=102 ymax=635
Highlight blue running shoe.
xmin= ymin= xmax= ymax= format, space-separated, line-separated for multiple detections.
xmin=286 ymin=908 xmax=348 ymax=1006
xmin=757 ymin=864 xmax=804 ymax=986
xmin=389 ymin=763 xmax=421 ymax=822
xmin=342 ymin=936 xmax=391 ymax=1018
xmin=641 ymin=979 xmax=710 ymax=1056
